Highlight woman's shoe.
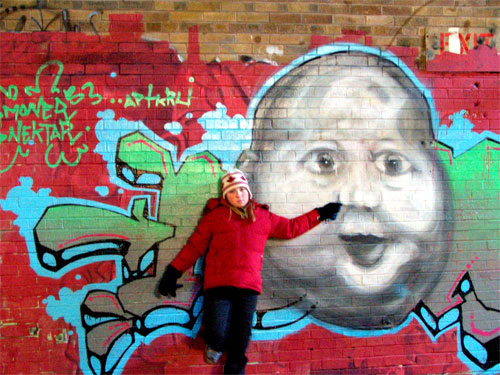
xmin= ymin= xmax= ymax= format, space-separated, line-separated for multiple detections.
xmin=205 ymin=345 xmax=223 ymax=364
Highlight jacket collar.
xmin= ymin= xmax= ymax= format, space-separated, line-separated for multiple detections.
xmin=205 ymin=198 xmax=269 ymax=212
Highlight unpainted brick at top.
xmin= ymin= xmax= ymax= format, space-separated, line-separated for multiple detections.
xmin=270 ymin=13 xmax=302 ymax=25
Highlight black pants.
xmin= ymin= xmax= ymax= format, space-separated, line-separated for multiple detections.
xmin=203 ymin=288 xmax=258 ymax=375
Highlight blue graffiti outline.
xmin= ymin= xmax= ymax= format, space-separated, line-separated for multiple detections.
xmin=244 ymin=43 xmax=500 ymax=373
xmin=0 ymin=176 xmax=157 ymax=279
xmin=1 ymin=176 xmax=204 ymax=375
xmin=245 ymin=43 xmax=437 ymax=341
xmin=253 ymin=307 xmax=416 ymax=341
xmin=413 ymin=314 xmax=500 ymax=375
xmin=247 ymin=43 xmax=441 ymax=141
xmin=247 ymin=43 xmax=500 ymax=158
xmin=437 ymin=110 xmax=500 ymax=157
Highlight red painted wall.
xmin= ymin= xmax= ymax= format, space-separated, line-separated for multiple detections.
xmin=1 ymin=14 xmax=499 ymax=375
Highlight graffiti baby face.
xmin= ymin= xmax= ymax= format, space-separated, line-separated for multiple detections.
xmin=241 ymin=51 xmax=452 ymax=329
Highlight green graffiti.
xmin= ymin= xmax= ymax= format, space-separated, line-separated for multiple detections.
xmin=35 ymin=198 xmax=175 ymax=273
xmin=45 ymin=143 xmax=89 ymax=168
xmin=117 ymin=131 xmax=223 ymax=224
xmin=34 ymin=134 xmax=222 ymax=283
xmin=0 ymin=84 xmax=18 ymax=100
xmin=0 ymin=60 xmax=103 ymax=173
xmin=25 ymin=61 xmax=64 ymax=96
xmin=81 ymin=82 xmax=102 ymax=105
xmin=441 ymin=140 xmax=500 ymax=245
xmin=123 ymin=82 xmax=193 ymax=109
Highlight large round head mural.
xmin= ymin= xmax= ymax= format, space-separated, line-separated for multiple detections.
xmin=239 ymin=46 xmax=453 ymax=329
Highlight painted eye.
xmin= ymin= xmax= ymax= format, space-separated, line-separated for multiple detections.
xmin=305 ymin=151 xmax=336 ymax=175
xmin=374 ymin=152 xmax=412 ymax=176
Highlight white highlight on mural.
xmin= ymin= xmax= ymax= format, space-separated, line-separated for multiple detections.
xmin=266 ymin=45 xmax=284 ymax=56
xmin=163 ymin=121 xmax=183 ymax=135
xmin=94 ymin=103 xmax=251 ymax=178
xmin=448 ymin=28 xmax=461 ymax=54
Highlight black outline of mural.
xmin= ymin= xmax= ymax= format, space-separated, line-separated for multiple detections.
xmin=415 ymin=272 xmax=500 ymax=372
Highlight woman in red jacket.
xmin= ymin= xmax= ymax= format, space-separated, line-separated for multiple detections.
xmin=159 ymin=169 xmax=341 ymax=374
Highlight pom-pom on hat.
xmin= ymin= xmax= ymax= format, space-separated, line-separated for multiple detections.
xmin=221 ymin=169 xmax=252 ymax=199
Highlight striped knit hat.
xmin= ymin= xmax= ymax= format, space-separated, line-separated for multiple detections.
xmin=221 ymin=169 xmax=252 ymax=199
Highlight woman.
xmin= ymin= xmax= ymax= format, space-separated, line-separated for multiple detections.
xmin=158 ymin=169 xmax=341 ymax=374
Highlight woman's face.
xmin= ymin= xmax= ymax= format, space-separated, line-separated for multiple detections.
xmin=226 ymin=187 xmax=250 ymax=208
xmin=248 ymin=72 xmax=451 ymax=328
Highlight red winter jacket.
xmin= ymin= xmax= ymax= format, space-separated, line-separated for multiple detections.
xmin=170 ymin=198 xmax=320 ymax=294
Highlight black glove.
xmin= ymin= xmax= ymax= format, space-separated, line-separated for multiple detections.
xmin=316 ymin=202 xmax=342 ymax=222
xmin=158 ymin=265 xmax=183 ymax=297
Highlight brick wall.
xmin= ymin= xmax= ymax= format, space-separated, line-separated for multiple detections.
xmin=0 ymin=1 xmax=499 ymax=375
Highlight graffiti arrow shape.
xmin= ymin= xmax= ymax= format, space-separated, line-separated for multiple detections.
xmin=34 ymin=197 xmax=174 ymax=275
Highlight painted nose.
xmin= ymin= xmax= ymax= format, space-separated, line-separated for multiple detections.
xmin=338 ymin=162 xmax=381 ymax=210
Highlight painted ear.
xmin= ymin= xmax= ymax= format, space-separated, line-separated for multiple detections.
xmin=236 ymin=150 xmax=260 ymax=172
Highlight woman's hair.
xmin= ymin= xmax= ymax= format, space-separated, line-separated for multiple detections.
xmin=227 ymin=200 xmax=256 ymax=222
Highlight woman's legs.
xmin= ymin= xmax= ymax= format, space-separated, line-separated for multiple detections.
xmin=203 ymin=295 xmax=232 ymax=353
xmin=203 ymin=292 xmax=258 ymax=375
xmin=224 ymin=294 xmax=257 ymax=375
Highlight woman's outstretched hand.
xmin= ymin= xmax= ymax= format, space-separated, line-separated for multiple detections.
xmin=158 ymin=265 xmax=183 ymax=297
xmin=316 ymin=202 xmax=342 ymax=222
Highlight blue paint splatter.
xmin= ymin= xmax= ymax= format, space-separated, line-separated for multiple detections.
xmin=95 ymin=186 xmax=109 ymax=196
xmin=0 ymin=177 xmax=57 ymax=241
xmin=463 ymin=334 xmax=488 ymax=364
xmin=136 ymin=173 xmax=162 ymax=185
xmin=121 ymin=167 xmax=135 ymax=183
xmin=93 ymin=107 xmax=249 ymax=174
xmin=43 ymin=287 xmax=87 ymax=327
xmin=61 ymin=242 xmax=121 ymax=260
xmin=105 ymin=334 xmax=133 ymax=373
xmin=43 ymin=253 xmax=57 ymax=267
xmin=461 ymin=279 xmax=471 ymax=294
xmin=195 ymin=102 xmax=251 ymax=168
xmin=90 ymin=356 xmax=101 ymax=375
xmin=139 ymin=250 xmax=155 ymax=272
xmin=438 ymin=308 xmax=460 ymax=331
xmin=144 ymin=308 xmax=191 ymax=328
xmin=437 ymin=110 xmax=500 ymax=157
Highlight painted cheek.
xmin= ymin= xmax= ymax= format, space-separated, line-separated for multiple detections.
xmin=380 ymin=181 xmax=439 ymax=233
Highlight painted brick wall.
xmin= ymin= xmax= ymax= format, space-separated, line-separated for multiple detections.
xmin=0 ymin=1 xmax=499 ymax=375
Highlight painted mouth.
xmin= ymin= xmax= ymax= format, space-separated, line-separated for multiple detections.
xmin=339 ymin=234 xmax=386 ymax=267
